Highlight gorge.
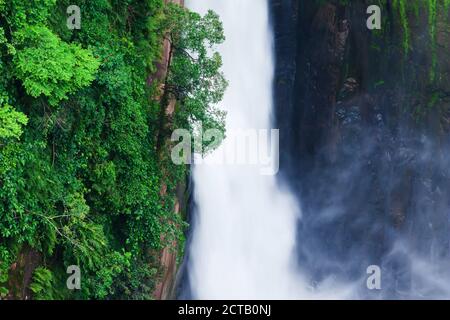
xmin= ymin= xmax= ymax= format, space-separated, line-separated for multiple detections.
xmin=180 ymin=0 xmax=302 ymax=299
xmin=179 ymin=0 xmax=450 ymax=299
xmin=1 ymin=0 xmax=450 ymax=301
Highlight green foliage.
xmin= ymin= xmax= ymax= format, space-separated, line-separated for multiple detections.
xmin=163 ymin=4 xmax=228 ymax=142
xmin=0 ymin=0 xmax=225 ymax=300
xmin=0 ymin=245 xmax=12 ymax=298
xmin=392 ymin=0 xmax=411 ymax=55
xmin=397 ymin=0 xmax=410 ymax=55
xmin=0 ymin=104 xmax=28 ymax=140
xmin=428 ymin=0 xmax=438 ymax=81
xmin=1 ymin=0 xmax=57 ymax=29
xmin=390 ymin=0 xmax=448 ymax=80
xmin=30 ymin=267 xmax=54 ymax=300
xmin=13 ymin=26 xmax=100 ymax=106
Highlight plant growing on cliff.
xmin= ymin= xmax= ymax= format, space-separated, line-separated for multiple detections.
xmin=161 ymin=3 xmax=228 ymax=144
xmin=0 ymin=0 xmax=197 ymax=300
xmin=391 ymin=0 xmax=447 ymax=81
xmin=0 ymin=104 xmax=28 ymax=141
xmin=428 ymin=0 xmax=438 ymax=81
xmin=393 ymin=0 xmax=410 ymax=55
xmin=13 ymin=25 xmax=100 ymax=106
xmin=29 ymin=267 xmax=54 ymax=300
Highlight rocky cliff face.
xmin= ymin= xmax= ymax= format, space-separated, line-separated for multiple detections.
xmin=271 ymin=0 xmax=450 ymax=298
xmin=152 ymin=0 xmax=186 ymax=300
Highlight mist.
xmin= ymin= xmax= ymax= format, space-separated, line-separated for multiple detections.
xmin=179 ymin=0 xmax=450 ymax=300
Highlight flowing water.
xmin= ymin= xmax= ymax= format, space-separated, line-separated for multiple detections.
xmin=179 ymin=0 xmax=450 ymax=300
xmin=183 ymin=0 xmax=303 ymax=299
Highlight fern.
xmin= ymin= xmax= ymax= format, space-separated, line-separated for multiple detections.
xmin=30 ymin=267 xmax=54 ymax=300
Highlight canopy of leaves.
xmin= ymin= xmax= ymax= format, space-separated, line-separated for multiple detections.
xmin=13 ymin=26 xmax=100 ymax=106
xmin=0 ymin=0 xmax=224 ymax=300
xmin=0 ymin=104 xmax=28 ymax=140
xmin=163 ymin=4 xmax=228 ymax=138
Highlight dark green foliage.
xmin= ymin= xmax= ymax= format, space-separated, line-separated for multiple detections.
xmin=0 ymin=0 xmax=224 ymax=299
xmin=162 ymin=4 xmax=227 ymax=144
xmin=0 ymin=104 xmax=28 ymax=140
xmin=13 ymin=25 xmax=100 ymax=106
xmin=30 ymin=267 xmax=54 ymax=300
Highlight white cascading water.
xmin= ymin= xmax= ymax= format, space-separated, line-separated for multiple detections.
xmin=185 ymin=0 xmax=305 ymax=299
xmin=184 ymin=0 xmax=450 ymax=300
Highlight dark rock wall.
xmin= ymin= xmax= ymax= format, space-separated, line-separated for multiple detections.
xmin=271 ymin=0 xmax=450 ymax=298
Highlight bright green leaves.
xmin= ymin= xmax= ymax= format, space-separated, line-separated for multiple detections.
xmin=0 ymin=0 xmax=196 ymax=300
xmin=1 ymin=0 xmax=57 ymax=30
xmin=0 ymin=104 xmax=28 ymax=140
xmin=30 ymin=267 xmax=54 ymax=300
xmin=391 ymin=0 xmax=447 ymax=81
xmin=163 ymin=6 xmax=225 ymax=55
xmin=397 ymin=0 xmax=410 ymax=56
xmin=13 ymin=26 xmax=100 ymax=106
xmin=56 ymin=192 xmax=108 ymax=271
xmin=0 ymin=27 xmax=15 ymax=57
xmin=0 ymin=245 xmax=12 ymax=298
xmin=163 ymin=4 xmax=228 ymax=137
xmin=446 ymin=0 xmax=450 ymax=10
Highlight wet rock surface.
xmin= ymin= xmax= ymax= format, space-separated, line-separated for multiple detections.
xmin=271 ymin=0 xmax=450 ymax=298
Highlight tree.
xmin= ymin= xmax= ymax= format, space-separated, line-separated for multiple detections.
xmin=13 ymin=26 xmax=100 ymax=106
xmin=0 ymin=104 xmax=28 ymax=141
xmin=161 ymin=4 xmax=228 ymax=144
xmin=0 ymin=0 xmax=223 ymax=300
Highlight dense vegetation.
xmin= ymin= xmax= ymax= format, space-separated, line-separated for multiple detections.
xmin=0 ymin=0 xmax=225 ymax=299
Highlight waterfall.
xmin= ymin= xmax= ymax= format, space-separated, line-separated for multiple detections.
xmin=179 ymin=0 xmax=450 ymax=300
xmin=183 ymin=0 xmax=303 ymax=299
